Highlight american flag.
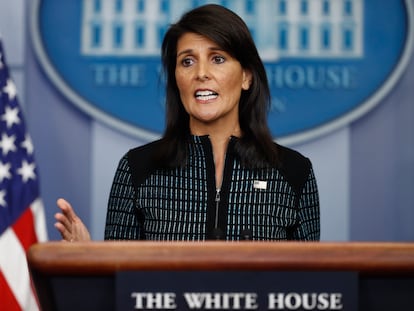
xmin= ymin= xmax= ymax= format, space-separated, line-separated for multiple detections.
xmin=0 ymin=40 xmax=47 ymax=310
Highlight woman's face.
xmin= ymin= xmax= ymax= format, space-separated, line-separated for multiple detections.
xmin=175 ymin=32 xmax=251 ymax=132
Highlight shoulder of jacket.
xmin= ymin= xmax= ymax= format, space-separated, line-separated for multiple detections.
xmin=276 ymin=143 xmax=312 ymax=196
xmin=127 ymin=139 xmax=164 ymax=160
xmin=126 ymin=139 xmax=164 ymax=187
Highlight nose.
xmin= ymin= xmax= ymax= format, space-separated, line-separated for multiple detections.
xmin=195 ymin=61 xmax=210 ymax=81
xmin=197 ymin=73 xmax=209 ymax=81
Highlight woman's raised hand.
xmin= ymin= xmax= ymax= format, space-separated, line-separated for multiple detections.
xmin=54 ymin=198 xmax=91 ymax=242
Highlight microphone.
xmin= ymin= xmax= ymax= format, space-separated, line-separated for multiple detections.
xmin=240 ymin=228 xmax=252 ymax=240
xmin=212 ymin=228 xmax=225 ymax=240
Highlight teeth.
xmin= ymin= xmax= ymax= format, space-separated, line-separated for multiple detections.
xmin=195 ymin=90 xmax=218 ymax=100
xmin=196 ymin=90 xmax=215 ymax=96
xmin=198 ymin=95 xmax=217 ymax=101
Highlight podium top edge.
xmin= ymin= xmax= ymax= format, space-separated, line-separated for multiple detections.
xmin=27 ymin=241 xmax=414 ymax=275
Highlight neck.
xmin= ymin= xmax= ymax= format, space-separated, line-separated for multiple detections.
xmin=193 ymin=125 xmax=239 ymax=189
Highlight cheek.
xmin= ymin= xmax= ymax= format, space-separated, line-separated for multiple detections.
xmin=175 ymin=71 xmax=182 ymax=88
xmin=175 ymin=72 xmax=189 ymax=93
xmin=227 ymin=77 xmax=246 ymax=95
xmin=223 ymin=69 xmax=246 ymax=90
xmin=175 ymin=74 xmax=191 ymax=107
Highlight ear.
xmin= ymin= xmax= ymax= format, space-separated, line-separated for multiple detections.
xmin=242 ymin=69 xmax=253 ymax=90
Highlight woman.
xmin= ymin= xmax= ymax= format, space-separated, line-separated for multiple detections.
xmin=55 ymin=4 xmax=320 ymax=241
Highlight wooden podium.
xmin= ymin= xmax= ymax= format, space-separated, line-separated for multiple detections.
xmin=28 ymin=242 xmax=414 ymax=311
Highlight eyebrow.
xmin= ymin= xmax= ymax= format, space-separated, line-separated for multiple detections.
xmin=177 ymin=46 xmax=225 ymax=58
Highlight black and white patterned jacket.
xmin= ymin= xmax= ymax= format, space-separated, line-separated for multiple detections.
xmin=105 ymin=135 xmax=320 ymax=241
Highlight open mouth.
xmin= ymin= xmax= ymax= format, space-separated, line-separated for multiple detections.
xmin=195 ymin=90 xmax=218 ymax=101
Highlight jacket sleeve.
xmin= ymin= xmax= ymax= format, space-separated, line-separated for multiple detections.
xmin=104 ymin=154 xmax=142 ymax=240
xmin=292 ymin=165 xmax=320 ymax=241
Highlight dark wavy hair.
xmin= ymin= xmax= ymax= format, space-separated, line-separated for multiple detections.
xmin=158 ymin=4 xmax=279 ymax=168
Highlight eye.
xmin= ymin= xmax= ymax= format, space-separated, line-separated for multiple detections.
xmin=180 ymin=57 xmax=194 ymax=67
xmin=212 ymin=55 xmax=225 ymax=64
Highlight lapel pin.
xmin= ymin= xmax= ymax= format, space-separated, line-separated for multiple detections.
xmin=253 ymin=180 xmax=267 ymax=190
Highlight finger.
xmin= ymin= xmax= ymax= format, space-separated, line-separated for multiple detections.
xmin=57 ymin=198 xmax=78 ymax=222
xmin=54 ymin=212 xmax=71 ymax=228
xmin=54 ymin=222 xmax=71 ymax=241
xmin=54 ymin=211 xmax=74 ymax=236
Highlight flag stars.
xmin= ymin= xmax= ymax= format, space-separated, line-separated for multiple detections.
xmin=17 ymin=159 xmax=36 ymax=183
xmin=1 ymin=106 xmax=20 ymax=128
xmin=0 ymin=189 xmax=6 ymax=207
xmin=2 ymin=79 xmax=17 ymax=100
xmin=0 ymin=133 xmax=17 ymax=156
xmin=0 ymin=161 xmax=12 ymax=182
xmin=21 ymin=134 xmax=34 ymax=155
